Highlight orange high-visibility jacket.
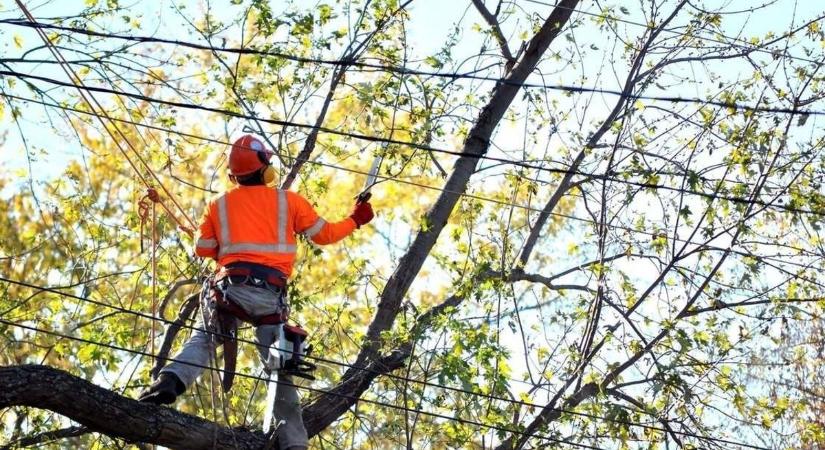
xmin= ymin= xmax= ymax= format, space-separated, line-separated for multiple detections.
xmin=194 ymin=185 xmax=356 ymax=277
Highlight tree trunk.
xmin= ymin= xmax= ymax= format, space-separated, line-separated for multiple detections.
xmin=302 ymin=0 xmax=581 ymax=436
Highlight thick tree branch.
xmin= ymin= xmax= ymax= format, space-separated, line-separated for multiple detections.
xmin=358 ymin=0 xmax=581 ymax=362
xmin=0 ymin=365 xmax=267 ymax=450
xmin=303 ymin=1 xmax=580 ymax=434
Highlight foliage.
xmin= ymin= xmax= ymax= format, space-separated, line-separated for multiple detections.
xmin=0 ymin=0 xmax=824 ymax=449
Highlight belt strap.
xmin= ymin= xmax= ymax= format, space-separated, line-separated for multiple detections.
xmin=218 ymin=262 xmax=287 ymax=288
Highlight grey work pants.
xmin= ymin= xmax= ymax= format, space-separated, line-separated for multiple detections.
xmin=160 ymin=284 xmax=308 ymax=450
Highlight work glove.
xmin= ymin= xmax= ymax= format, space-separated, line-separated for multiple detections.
xmin=350 ymin=196 xmax=374 ymax=228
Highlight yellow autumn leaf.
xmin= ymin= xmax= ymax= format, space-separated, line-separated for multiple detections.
xmin=12 ymin=34 xmax=23 ymax=49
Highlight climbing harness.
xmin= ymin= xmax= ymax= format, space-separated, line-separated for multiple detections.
xmin=198 ymin=262 xmax=316 ymax=394
xmin=198 ymin=262 xmax=316 ymax=434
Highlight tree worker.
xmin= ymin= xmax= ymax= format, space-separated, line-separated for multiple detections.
xmin=138 ymin=134 xmax=374 ymax=450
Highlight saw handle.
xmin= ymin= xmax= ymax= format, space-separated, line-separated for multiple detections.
xmin=356 ymin=191 xmax=372 ymax=204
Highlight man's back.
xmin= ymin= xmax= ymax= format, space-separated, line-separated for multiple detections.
xmin=196 ymin=185 xmax=360 ymax=277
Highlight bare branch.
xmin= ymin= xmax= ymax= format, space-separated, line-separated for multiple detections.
xmin=157 ymin=278 xmax=198 ymax=320
xmin=280 ymin=0 xmax=414 ymax=189
xmin=470 ymin=0 xmax=516 ymax=68
xmin=151 ymin=293 xmax=200 ymax=379
xmin=0 ymin=425 xmax=89 ymax=450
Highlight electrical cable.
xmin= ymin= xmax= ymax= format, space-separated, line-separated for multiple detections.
xmin=0 ymin=275 xmax=783 ymax=450
xmin=0 ymin=8 xmax=817 ymax=449
xmin=6 ymin=0 xmax=823 ymax=68
xmin=522 ymin=0 xmax=825 ymax=66
xmin=4 ymin=90 xmax=821 ymax=257
xmin=8 ymin=4 xmax=197 ymax=236
xmin=1 ymin=71 xmax=822 ymax=219
xmin=1 ymin=18 xmax=823 ymax=117
xmin=0 ymin=317 xmax=613 ymax=450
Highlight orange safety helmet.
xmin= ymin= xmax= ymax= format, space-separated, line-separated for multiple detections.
xmin=229 ymin=135 xmax=276 ymax=184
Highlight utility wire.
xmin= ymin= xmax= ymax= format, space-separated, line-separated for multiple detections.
xmin=4 ymin=90 xmax=821 ymax=255
xmin=7 ymin=89 xmax=824 ymax=282
xmin=1 ymin=19 xmax=823 ymax=117
xmin=0 ymin=275 xmax=780 ymax=450
xmin=6 ymin=4 xmax=197 ymax=235
xmin=523 ymin=0 xmax=825 ymax=66
xmin=6 ymin=0 xmax=824 ymax=67
xmin=1 ymin=71 xmax=822 ymax=219
xmin=0 ymin=317 xmax=611 ymax=450
xmin=0 ymin=9 xmax=816 ymax=449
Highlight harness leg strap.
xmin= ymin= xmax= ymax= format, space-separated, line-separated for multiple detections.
xmin=220 ymin=313 xmax=238 ymax=392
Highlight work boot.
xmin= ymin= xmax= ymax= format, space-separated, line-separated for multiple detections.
xmin=138 ymin=372 xmax=185 ymax=405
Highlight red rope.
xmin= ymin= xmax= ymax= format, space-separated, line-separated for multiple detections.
xmin=138 ymin=188 xmax=193 ymax=241
xmin=138 ymin=188 xmax=162 ymax=359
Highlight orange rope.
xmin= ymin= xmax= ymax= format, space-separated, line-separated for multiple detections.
xmin=151 ymin=197 xmax=157 ymax=358
xmin=14 ymin=0 xmax=197 ymax=236
xmin=138 ymin=188 xmax=160 ymax=358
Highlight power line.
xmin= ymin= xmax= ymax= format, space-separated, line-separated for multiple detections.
xmin=0 ymin=317 xmax=611 ymax=450
xmin=6 ymin=3 xmax=197 ymax=236
xmin=0 ymin=275 xmax=779 ymax=450
xmin=523 ymin=0 xmax=825 ymax=66
xmin=1 ymin=70 xmax=822 ymax=219
xmin=1 ymin=18 xmax=823 ymax=117
xmin=0 ymin=8 xmax=815 ymax=448
xmin=7 ymin=0 xmax=824 ymax=68
xmin=4 ymin=90 xmax=820 ymax=255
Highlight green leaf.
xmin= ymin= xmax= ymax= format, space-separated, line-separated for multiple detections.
xmin=318 ymin=4 xmax=333 ymax=24
xmin=424 ymin=56 xmax=443 ymax=69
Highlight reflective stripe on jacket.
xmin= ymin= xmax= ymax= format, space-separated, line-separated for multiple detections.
xmin=194 ymin=185 xmax=356 ymax=277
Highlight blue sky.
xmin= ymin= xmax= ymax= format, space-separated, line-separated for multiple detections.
xmin=1 ymin=3 xmax=823 ymax=446
xmin=2 ymin=0 xmax=822 ymax=183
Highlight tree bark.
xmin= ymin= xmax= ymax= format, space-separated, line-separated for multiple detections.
xmin=0 ymin=365 xmax=267 ymax=450
xmin=302 ymin=0 xmax=580 ymax=436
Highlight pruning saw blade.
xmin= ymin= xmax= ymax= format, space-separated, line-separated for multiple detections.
xmin=357 ymin=154 xmax=383 ymax=203
xmin=262 ymin=369 xmax=278 ymax=434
